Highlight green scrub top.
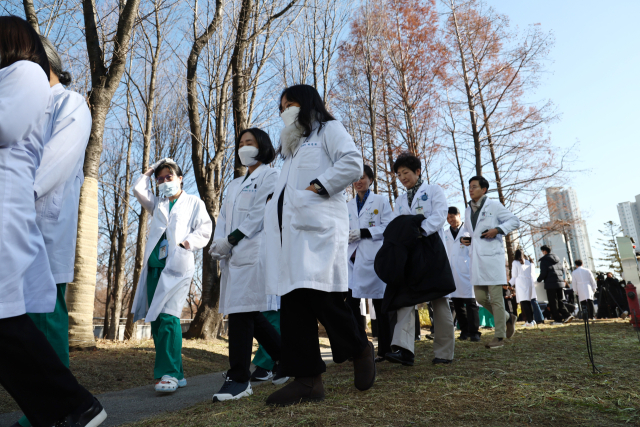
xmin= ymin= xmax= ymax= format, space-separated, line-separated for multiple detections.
xmin=148 ymin=198 xmax=177 ymax=269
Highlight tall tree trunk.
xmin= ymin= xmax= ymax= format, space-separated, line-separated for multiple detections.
xmin=364 ymin=49 xmax=378 ymax=193
xmin=68 ymin=0 xmax=141 ymax=351
xmin=381 ymin=83 xmax=398 ymax=200
xmin=102 ymin=220 xmax=118 ymax=338
xmin=22 ymin=0 xmax=40 ymax=33
xmin=450 ymin=130 xmax=467 ymax=206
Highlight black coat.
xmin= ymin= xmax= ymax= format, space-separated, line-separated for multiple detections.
xmin=537 ymin=253 xmax=566 ymax=290
xmin=374 ymin=214 xmax=456 ymax=313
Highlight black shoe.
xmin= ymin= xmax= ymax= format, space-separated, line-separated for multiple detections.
xmin=385 ymin=348 xmax=415 ymax=366
xmin=250 ymin=366 xmax=273 ymax=382
xmin=458 ymin=333 xmax=469 ymax=341
xmin=563 ymin=315 xmax=575 ymax=324
xmin=54 ymin=397 xmax=107 ymax=427
xmin=272 ymin=362 xmax=290 ymax=385
xmin=212 ymin=377 xmax=252 ymax=402
xmin=375 ymin=356 xmax=386 ymax=363
xmin=432 ymin=358 xmax=452 ymax=365
xmin=424 ymin=334 xmax=434 ymax=340
xmin=470 ymin=333 xmax=481 ymax=342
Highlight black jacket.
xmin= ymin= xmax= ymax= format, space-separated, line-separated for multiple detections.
xmin=374 ymin=214 xmax=456 ymax=313
xmin=536 ymin=253 xmax=566 ymax=290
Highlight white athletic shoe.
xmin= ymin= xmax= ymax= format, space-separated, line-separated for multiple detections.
xmin=178 ymin=377 xmax=187 ymax=388
xmin=523 ymin=322 xmax=534 ymax=328
xmin=155 ymin=375 xmax=179 ymax=393
xmin=212 ymin=378 xmax=253 ymax=402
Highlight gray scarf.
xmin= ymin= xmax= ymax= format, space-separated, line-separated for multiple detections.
xmin=469 ymin=195 xmax=487 ymax=213
xmin=406 ymin=177 xmax=423 ymax=207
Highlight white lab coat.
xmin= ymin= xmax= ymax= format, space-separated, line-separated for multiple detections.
xmin=463 ymin=197 xmax=520 ymax=287
xmin=264 ymin=120 xmax=363 ymax=296
xmin=215 ymin=165 xmax=279 ymax=315
xmin=131 ymin=175 xmax=212 ymax=322
xmin=0 ymin=61 xmax=56 ymax=319
xmin=509 ymin=260 xmax=537 ymax=302
xmin=392 ymin=181 xmax=448 ymax=243
xmin=347 ymin=192 xmax=393 ymax=299
xmin=34 ymin=84 xmax=91 ymax=284
xmin=571 ymin=267 xmax=597 ymax=302
xmin=444 ymin=225 xmax=474 ymax=299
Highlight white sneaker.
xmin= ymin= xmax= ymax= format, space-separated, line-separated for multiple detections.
xmin=155 ymin=375 xmax=179 ymax=393
xmin=178 ymin=377 xmax=187 ymax=388
xmin=523 ymin=322 xmax=534 ymax=328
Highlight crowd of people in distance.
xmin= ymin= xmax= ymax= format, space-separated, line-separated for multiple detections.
xmin=0 ymin=15 xmax=632 ymax=427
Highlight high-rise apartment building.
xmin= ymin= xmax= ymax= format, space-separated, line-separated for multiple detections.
xmin=617 ymin=195 xmax=640 ymax=247
xmin=542 ymin=187 xmax=595 ymax=271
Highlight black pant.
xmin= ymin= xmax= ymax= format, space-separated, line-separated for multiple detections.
xmin=0 ymin=314 xmax=93 ymax=427
xmin=427 ymin=303 xmax=434 ymax=334
xmin=227 ymin=311 xmax=281 ymax=382
xmin=452 ymin=298 xmax=480 ymax=335
xmin=345 ymin=289 xmax=367 ymax=335
xmin=580 ymin=299 xmax=596 ymax=319
xmin=547 ymin=288 xmax=571 ymax=322
xmin=372 ymin=298 xmax=391 ymax=356
xmin=520 ymin=300 xmax=534 ymax=323
xmin=280 ymin=288 xmax=369 ymax=377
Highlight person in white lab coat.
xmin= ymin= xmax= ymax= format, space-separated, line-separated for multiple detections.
xmin=208 ymin=128 xmax=287 ymax=402
xmin=0 ymin=16 xmax=106 ymax=427
xmin=445 ymin=206 xmax=480 ymax=342
xmin=264 ymin=84 xmax=375 ymax=407
xmin=571 ymin=260 xmax=597 ymax=319
xmin=384 ymin=153 xmax=455 ymax=366
xmin=131 ymin=159 xmax=212 ymax=394
xmin=509 ymin=249 xmax=537 ymax=327
xmin=461 ymin=176 xmax=520 ymax=349
xmin=347 ymin=164 xmax=394 ymax=361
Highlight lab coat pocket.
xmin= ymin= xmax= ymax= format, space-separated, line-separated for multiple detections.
xmin=290 ymin=189 xmax=331 ymax=232
xmin=165 ymin=246 xmax=194 ymax=277
xmin=229 ymin=236 xmax=260 ymax=267
xmin=236 ymin=188 xmax=254 ymax=211
xmin=44 ymin=186 xmax=64 ymax=221
xmin=296 ymin=145 xmax=321 ymax=170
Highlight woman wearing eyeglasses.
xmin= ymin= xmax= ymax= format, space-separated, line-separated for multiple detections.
xmin=131 ymin=158 xmax=212 ymax=394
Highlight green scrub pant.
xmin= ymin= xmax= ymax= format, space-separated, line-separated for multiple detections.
xmin=147 ymin=267 xmax=184 ymax=381
xmin=251 ymin=310 xmax=280 ymax=371
xmin=19 ymin=284 xmax=69 ymax=427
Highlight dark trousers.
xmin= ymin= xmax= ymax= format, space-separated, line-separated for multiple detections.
xmin=547 ymin=288 xmax=571 ymax=322
xmin=280 ymin=288 xmax=368 ymax=377
xmin=531 ymin=299 xmax=545 ymax=323
xmin=520 ymin=300 xmax=534 ymax=323
xmin=580 ymin=299 xmax=596 ymax=319
xmin=0 ymin=314 xmax=93 ymax=427
xmin=427 ymin=303 xmax=434 ymax=334
xmin=371 ymin=298 xmax=391 ymax=356
xmin=227 ymin=311 xmax=281 ymax=383
xmin=345 ymin=289 xmax=367 ymax=335
xmin=452 ymin=298 xmax=480 ymax=335
xmin=415 ymin=309 xmax=421 ymax=339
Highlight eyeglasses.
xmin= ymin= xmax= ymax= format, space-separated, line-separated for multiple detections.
xmin=156 ymin=174 xmax=175 ymax=184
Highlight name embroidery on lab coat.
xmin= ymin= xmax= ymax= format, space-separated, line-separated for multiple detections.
xmin=300 ymin=141 xmax=319 ymax=148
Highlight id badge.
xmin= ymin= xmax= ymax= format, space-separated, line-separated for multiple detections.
xmin=368 ymin=221 xmax=375 ymax=227
xmin=159 ymin=239 xmax=168 ymax=260
xmin=416 ymin=206 xmax=424 ymax=215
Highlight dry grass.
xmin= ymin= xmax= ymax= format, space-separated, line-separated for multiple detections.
xmin=123 ymin=320 xmax=640 ymax=427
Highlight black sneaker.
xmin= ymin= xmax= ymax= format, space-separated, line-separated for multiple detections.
xmin=470 ymin=333 xmax=481 ymax=342
xmin=432 ymin=358 xmax=452 ymax=365
xmin=563 ymin=315 xmax=575 ymax=324
xmin=424 ymin=334 xmax=434 ymax=341
xmin=271 ymin=362 xmax=290 ymax=385
xmin=458 ymin=332 xmax=469 ymax=341
xmin=385 ymin=348 xmax=415 ymax=366
xmin=212 ymin=377 xmax=252 ymax=402
xmin=54 ymin=397 xmax=107 ymax=427
xmin=250 ymin=366 xmax=273 ymax=382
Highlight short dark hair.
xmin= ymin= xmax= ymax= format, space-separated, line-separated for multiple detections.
xmin=280 ymin=84 xmax=335 ymax=138
xmin=514 ymin=249 xmax=525 ymax=264
xmin=237 ymin=128 xmax=276 ymax=165
xmin=468 ymin=175 xmax=489 ymax=192
xmin=362 ymin=164 xmax=374 ymax=181
xmin=448 ymin=206 xmax=460 ymax=215
xmin=0 ymin=16 xmax=50 ymax=80
xmin=393 ymin=152 xmax=421 ymax=174
xmin=154 ymin=160 xmax=184 ymax=188
xmin=540 ymin=245 xmax=551 ymax=253
xmin=575 ymin=260 xmax=583 ymax=266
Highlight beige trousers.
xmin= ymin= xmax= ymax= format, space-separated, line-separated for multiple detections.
xmin=391 ymin=297 xmax=455 ymax=360
xmin=474 ymin=285 xmax=508 ymax=338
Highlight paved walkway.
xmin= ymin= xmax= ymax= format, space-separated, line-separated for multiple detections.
xmin=0 ymin=350 xmax=338 ymax=427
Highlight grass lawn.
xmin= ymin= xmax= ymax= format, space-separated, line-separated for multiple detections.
xmin=122 ymin=320 xmax=639 ymax=427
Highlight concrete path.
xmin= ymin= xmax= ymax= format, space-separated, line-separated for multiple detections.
xmin=0 ymin=350 xmax=340 ymax=427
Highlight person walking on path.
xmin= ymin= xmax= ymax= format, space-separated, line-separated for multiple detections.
xmin=536 ymin=245 xmax=574 ymax=325
xmin=461 ymin=176 xmax=520 ymax=349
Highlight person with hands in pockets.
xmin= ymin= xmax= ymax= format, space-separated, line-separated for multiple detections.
xmin=385 ymin=153 xmax=455 ymax=367
xmin=208 ymin=128 xmax=287 ymax=403
xmin=131 ymin=158 xmax=212 ymax=394
xmin=460 ymin=175 xmax=520 ymax=349
xmin=347 ymin=164 xmax=394 ymax=362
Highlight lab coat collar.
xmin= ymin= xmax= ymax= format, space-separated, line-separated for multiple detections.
xmin=410 ymin=181 xmax=429 ymax=210
xmin=51 ymin=83 xmax=65 ymax=97
xmin=157 ymin=190 xmax=188 ymax=222
xmin=358 ymin=192 xmax=375 ymax=218
xmin=247 ymin=164 xmax=267 ymax=183
xmin=449 ymin=223 xmax=463 ymax=242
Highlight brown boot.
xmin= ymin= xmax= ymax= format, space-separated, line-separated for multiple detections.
xmin=353 ymin=341 xmax=376 ymax=391
xmin=265 ymin=375 xmax=325 ymax=407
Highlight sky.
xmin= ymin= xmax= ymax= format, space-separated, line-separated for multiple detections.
xmin=485 ymin=0 xmax=640 ymax=265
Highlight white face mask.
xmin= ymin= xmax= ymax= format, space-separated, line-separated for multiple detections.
xmin=280 ymin=106 xmax=300 ymax=127
xmin=238 ymin=145 xmax=259 ymax=167
xmin=159 ymin=180 xmax=181 ymax=198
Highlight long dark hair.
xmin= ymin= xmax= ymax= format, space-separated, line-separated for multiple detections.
xmin=514 ymin=249 xmax=525 ymax=264
xmin=0 ymin=16 xmax=50 ymax=80
xmin=280 ymin=84 xmax=335 ymax=137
